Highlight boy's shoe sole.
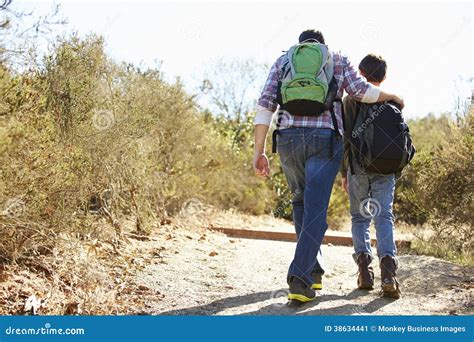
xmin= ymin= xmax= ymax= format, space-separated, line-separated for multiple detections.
xmin=358 ymin=284 xmax=374 ymax=290
xmin=382 ymin=283 xmax=401 ymax=299
xmin=311 ymin=283 xmax=323 ymax=290
xmin=380 ymin=256 xmax=400 ymax=299
xmin=357 ymin=253 xmax=374 ymax=290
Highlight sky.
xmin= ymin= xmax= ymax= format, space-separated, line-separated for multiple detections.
xmin=16 ymin=0 xmax=474 ymax=118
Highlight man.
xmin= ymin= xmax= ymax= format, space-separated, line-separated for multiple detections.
xmin=341 ymin=54 xmax=401 ymax=298
xmin=253 ymin=29 xmax=404 ymax=303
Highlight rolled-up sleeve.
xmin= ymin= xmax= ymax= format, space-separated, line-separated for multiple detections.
xmin=254 ymin=105 xmax=274 ymax=126
xmin=254 ymin=57 xmax=282 ymax=126
xmin=342 ymin=55 xmax=380 ymax=103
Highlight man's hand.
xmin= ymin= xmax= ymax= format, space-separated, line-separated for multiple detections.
xmin=253 ymin=152 xmax=270 ymax=177
xmin=253 ymin=124 xmax=270 ymax=177
xmin=341 ymin=176 xmax=349 ymax=194
xmin=391 ymin=95 xmax=404 ymax=109
xmin=377 ymin=91 xmax=404 ymax=109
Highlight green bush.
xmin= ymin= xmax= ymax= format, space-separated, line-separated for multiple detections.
xmin=0 ymin=35 xmax=275 ymax=262
xmin=396 ymin=111 xmax=473 ymax=264
xmin=394 ymin=114 xmax=453 ymax=224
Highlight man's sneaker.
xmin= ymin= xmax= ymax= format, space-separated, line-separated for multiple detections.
xmin=288 ymin=276 xmax=316 ymax=303
xmin=311 ymin=272 xmax=323 ymax=290
xmin=380 ymin=255 xmax=401 ymax=299
xmin=357 ymin=253 xmax=374 ymax=290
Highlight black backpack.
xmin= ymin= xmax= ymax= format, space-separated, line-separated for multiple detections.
xmin=349 ymin=102 xmax=416 ymax=175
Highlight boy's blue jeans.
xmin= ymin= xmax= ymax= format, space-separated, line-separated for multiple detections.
xmin=277 ymin=127 xmax=343 ymax=286
xmin=348 ymin=165 xmax=397 ymax=264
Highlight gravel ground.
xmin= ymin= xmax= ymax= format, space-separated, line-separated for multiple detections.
xmin=136 ymin=227 xmax=473 ymax=316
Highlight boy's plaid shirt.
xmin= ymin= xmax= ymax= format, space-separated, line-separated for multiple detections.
xmin=255 ymin=51 xmax=380 ymax=135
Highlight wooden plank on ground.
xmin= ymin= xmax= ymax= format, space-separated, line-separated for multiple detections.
xmin=208 ymin=226 xmax=411 ymax=249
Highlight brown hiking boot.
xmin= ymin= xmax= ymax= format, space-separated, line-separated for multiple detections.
xmin=356 ymin=253 xmax=374 ymax=290
xmin=380 ymin=256 xmax=401 ymax=298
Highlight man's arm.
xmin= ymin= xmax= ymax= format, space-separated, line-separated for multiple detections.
xmin=254 ymin=124 xmax=270 ymax=177
xmin=252 ymin=57 xmax=281 ymax=177
xmin=377 ymin=91 xmax=404 ymax=108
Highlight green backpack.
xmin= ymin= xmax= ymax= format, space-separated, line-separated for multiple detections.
xmin=276 ymin=41 xmax=334 ymax=116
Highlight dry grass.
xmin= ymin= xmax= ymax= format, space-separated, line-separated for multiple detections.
xmin=0 ymin=35 xmax=275 ymax=264
xmin=0 ymin=217 xmax=166 ymax=315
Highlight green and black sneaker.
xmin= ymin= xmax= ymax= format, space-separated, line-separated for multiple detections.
xmin=311 ymin=272 xmax=323 ymax=290
xmin=288 ymin=276 xmax=316 ymax=303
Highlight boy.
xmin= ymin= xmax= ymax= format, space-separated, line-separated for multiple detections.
xmin=340 ymin=54 xmax=401 ymax=298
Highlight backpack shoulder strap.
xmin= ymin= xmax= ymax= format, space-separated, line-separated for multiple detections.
xmin=330 ymin=97 xmax=341 ymax=136
xmin=347 ymin=99 xmax=364 ymax=175
xmin=323 ymin=51 xmax=334 ymax=81
xmin=285 ymin=45 xmax=298 ymax=77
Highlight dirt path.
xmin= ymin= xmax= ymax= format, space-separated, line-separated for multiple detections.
xmin=135 ymin=224 xmax=473 ymax=316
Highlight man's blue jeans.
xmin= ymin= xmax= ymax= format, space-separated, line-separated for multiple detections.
xmin=277 ymin=127 xmax=343 ymax=286
xmin=348 ymin=165 xmax=397 ymax=264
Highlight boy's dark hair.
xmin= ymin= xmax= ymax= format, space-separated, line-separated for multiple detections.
xmin=298 ymin=29 xmax=325 ymax=44
xmin=358 ymin=54 xmax=387 ymax=83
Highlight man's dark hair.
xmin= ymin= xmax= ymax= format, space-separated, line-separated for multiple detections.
xmin=358 ymin=54 xmax=387 ymax=83
xmin=298 ymin=29 xmax=325 ymax=44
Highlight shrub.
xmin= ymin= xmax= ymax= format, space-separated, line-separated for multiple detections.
xmin=0 ymin=35 xmax=275 ymax=262
xmin=397 ymin=110 xmax=473 ymax=264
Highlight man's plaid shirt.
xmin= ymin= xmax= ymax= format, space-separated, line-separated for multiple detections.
xmin=255 ymin=51 xmax=380 ymax=135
